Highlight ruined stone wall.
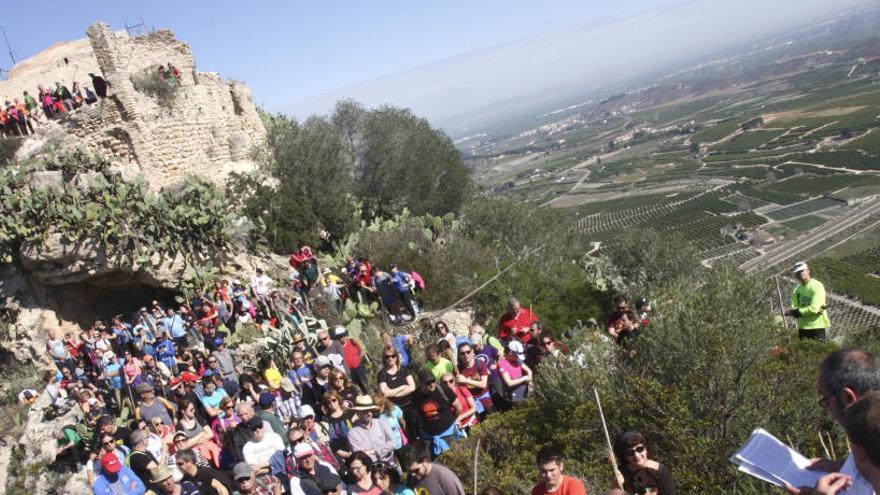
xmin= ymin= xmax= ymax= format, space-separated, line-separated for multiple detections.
xmin=3 ymin=21 xmax=266 ymax=189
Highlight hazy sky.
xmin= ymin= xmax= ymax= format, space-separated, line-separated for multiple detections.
xmin=1 ymin=0 xmax=867 ymax=128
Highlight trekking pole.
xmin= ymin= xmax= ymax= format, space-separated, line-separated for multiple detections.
xmin=593 ymin=387 xmax=624 ymax=488
xmin=473 ymin=438 xmax=481 ymax=495
xmin=774 ymin=276 xmax=789 ymax=330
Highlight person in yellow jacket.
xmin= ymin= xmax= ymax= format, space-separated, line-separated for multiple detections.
xmin=786 ymin=261 xmax=830 ymax=340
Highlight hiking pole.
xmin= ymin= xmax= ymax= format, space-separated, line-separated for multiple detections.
xmin=774 ymin=276 xmax=789 ymax=330
xmin=593 ymin=387 xmax=624 ymax=488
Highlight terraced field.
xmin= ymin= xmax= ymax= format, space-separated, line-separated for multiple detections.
xmin=764 ymin=197 xmax=843 ymax=221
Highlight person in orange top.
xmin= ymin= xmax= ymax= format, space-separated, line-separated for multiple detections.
xmin=532 ymin=445 xmax=588 ymax=495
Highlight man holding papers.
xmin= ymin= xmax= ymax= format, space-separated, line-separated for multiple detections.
xmin=783 ymin=350 xmax=880 ymax=495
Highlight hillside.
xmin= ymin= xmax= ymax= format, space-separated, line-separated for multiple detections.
xmin=466 ymin=5 xmax=880 ymax=337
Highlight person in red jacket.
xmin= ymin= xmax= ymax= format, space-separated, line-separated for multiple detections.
xmin=335 ymin=326 xmax=369 ymax=394
xmin=498 ymin=297 xmax=538 ymax=344
xmin=532 ymin=445 xmax=588 ymax=495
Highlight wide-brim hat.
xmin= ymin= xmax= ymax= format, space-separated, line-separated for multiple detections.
xmin=280 ymin=377 xmax=297 ymax=393
xmin=351 ymin=394 xmax=379 ymax=411
xmin=149 ymin=464 xmax=175 ymax=483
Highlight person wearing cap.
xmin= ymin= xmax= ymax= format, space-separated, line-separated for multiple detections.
xmin=498 ymin=297 xmax=539 ymax=344
xmin=292 ymin=334 xmax=319 ymax=365
xmin=277 ymin=377 xmax=305 ymax=425
xmin=413 ymin=369 xmax=463 ymax=457
xmin=290 ymin=443 xmax=344 ymax=495
xmin=234 ymin=460 xmax=284 ymax=494
xmin=320 ymin=267 xmax=346 ymax=303
xmin=257 ymin=391 xmax=291 ymax=445
xmin=305 ymin=355 xmax=335 ymax=407
xmin=348 ymin=395 xmax=398 ymax=466
xmin=92 ymin=451 xmax=146 ymax=495
xmin=243 ymin=418 xmax=286 ymax=474
xmin=150 ymin=463 xmax=201 ymax=495
xmin=211 ymin=337 xmax=243 ymax=383
xmin=787 ymin=261 xmax=830 ymax=341
xmin=298 ymin=404 xmax=331 ymax=444
xmin=499 ymin=340 xmax=533 ymax=405
xmin=134 ymin=382 xmax=177 ymax=426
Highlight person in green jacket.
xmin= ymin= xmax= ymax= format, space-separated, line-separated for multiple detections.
xmin=787 ymin=261 xmax=830 ymax=340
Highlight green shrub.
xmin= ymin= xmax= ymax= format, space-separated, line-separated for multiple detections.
xmin=130 ymin=69 xmax=178 ymax=107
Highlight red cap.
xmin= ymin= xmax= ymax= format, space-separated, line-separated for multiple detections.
xmin=169 ymin=377 xmax=182 ymax=388
xmin=142 ymin=355 xmax=153 ymax=363
xmin=101 ymin=452 xmax=122 ymax=473
xmin=181 ymin=372 xmax=200 ymax=383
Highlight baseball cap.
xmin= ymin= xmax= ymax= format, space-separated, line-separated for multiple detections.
xmin=298 ymin=404 xmax=316 ymax=419
xmin=101 ymin=452 xmax=122 ymax=473
xmin=793 ymin=261 xmax=808 ymax=274
xmin=315 ymin=355 xmax=332 ymax=368
xmin=104 ymin=351 xmax=116 ymax=359
xmin=294 ymin=443 xmax=315 ymax=458
xmin=169 ymin=377 xmax=183 ymax=389
xmin=233 ymin=462 xmax=253 ymax=480
xmin=213 ymin=337 xmax=225 ymax=347
xmin=259 ymin=392 xmax=276 ymax=408
xmin=181 ymin=371 xmax=200 ymax=383
xmin=333 ymin=325 xmax=347 ymax=338
xmin=507 ymin=340 xmax=525 ymax=362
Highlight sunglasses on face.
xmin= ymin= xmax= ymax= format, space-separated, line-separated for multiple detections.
xmin=460 ymin=349 xmax=472 ymax=355
xmin=384 ymin=354 xmax=397 ymax=360
xmin=443 ymin=379 xmax=455 ymax=385
xmin=625 ymin=445 xmax=647 ymax=457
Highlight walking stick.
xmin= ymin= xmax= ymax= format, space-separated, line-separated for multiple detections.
xmin=774 ymin=276 xmax=789 ymax=330
xmin=593 ymin=387 xmax=624 ymax=488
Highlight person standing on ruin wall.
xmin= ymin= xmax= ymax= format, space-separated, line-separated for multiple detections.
xmin=786 ymin=261 xmax=830 ymax=341
xmin=90 ymin=72 xmax=109 ymax=98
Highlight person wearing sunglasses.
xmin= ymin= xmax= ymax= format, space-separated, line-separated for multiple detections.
xmin=612 ymin=431 xmax=675 ymax=495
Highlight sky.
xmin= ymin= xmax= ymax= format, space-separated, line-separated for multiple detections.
xmin=0 ymin=0 xmax=867 ymax=129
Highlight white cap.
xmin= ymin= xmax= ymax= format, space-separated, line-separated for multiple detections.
xmin=294 ymin=443 xmax=315 ymax=458
xmin=298 ymin=404 xmax=315 ymax=418
xmin=333 ymin=325 xmax=347 ymax=337
xmin=793 ymin=261 xmax=808 ymax=274
xmin=507 ymin=341 xmax=525 ymax=362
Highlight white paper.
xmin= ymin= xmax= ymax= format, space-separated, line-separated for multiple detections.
xmin=732 ymin=428 xmax=827 ymax=488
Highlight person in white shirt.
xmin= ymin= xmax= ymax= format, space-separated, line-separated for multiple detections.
xmin=250 ymin=268 xmax=275 ymax=315
xmin=242 ymin=418 xmax=285 ymax=475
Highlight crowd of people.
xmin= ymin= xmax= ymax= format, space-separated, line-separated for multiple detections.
xmin=28 ymin=250 xmax=878 ymax=495
xmin=0 ymin=73 xmax=109 ymax=138
xmin=2 ymin=63 xmax=184 ymax=139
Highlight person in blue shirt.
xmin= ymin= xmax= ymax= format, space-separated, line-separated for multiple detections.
xmin=102 ymin=351 xmax=125 ymax=409
xmin=162 ymin=308 xmax=188 ymax=348
xmin=389 ymin=264 xmax=418 ymax=318
xmin=154 ymin=336 xmax=178 ymax=375
xmin=92 ymin=451 xmax=146 ymax=495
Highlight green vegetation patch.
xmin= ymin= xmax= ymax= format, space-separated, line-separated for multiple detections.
xmin=781 ymin=215 xmax=826 ymax=232
xmin=810 ymin=256 xmax=880 ymax=306
xmin=692 ymin=118 xmax=745 ymax=143
xmin=846 ymin=130 xmax=880 ymax=156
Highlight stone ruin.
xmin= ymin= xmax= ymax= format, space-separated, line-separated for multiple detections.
xmin=0 ymin=22 xmax=266 ymax=189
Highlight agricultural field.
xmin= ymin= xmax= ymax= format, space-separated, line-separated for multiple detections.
xmin=781 ymin=215 xmax=827 ymax=232
xmin=763 ymin=197 xmax=843 ymax=221
xmin=469 ymin=23 xmax=880 ymax=329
